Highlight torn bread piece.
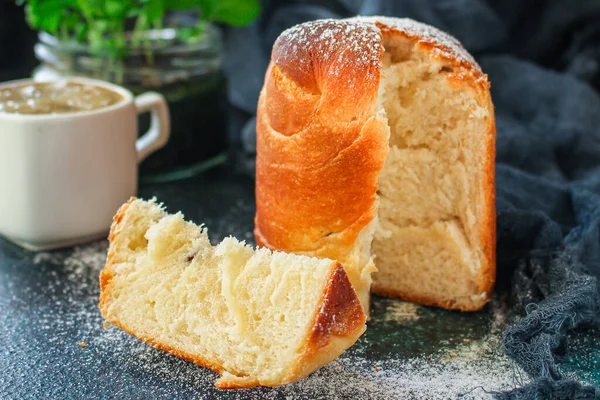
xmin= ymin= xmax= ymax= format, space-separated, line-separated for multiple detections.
xmin=99 ymin=198 xmax=366 ymax=388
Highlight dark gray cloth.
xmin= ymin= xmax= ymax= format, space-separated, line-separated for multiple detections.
xmin=223 ymin=1 xmax=600 ymax=398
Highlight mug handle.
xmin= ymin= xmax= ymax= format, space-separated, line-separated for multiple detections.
xmin=134 ymin=92 xmax=170 ymax=162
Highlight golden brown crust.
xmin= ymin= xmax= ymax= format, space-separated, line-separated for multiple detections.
xmin=287 ymin=263 xmax=367 ymax=384
xmin=99 ymin=198 xmax=366 ymax=389
xmin=255 ymin=17 xmax=496 ymax=312
xmin=254 ymin=19 xmax=387 ymax=259
xmin=254 ymin=20 xmax=389 ymax=313
xmin=302 ymin=264 xmax=366 ymax=353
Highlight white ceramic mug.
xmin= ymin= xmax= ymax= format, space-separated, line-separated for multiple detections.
xmin=0 ymin=77 xmax=170 ymax=250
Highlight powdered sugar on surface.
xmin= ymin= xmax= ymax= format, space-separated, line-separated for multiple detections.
xmin=10 ymin=240 xmax=522 ymax=399
xmin=289 ymin=299 xmax=524 ymax=400
xmin=33 ymin=240 xmax=108 ymax=286
xmin=30 ymin=241 xmax=112 ymax=346
xmin=379 ymin=298 xmax=421 ymax=322
xmin=2 ymin=183 xmax=518 ymax=400
xmin=281 ymin=348 xmax=520 ymax=399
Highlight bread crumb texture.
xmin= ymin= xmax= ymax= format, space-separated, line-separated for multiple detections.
xmin=99 ymin=198 xmax=366 ymax=388
xmin=372 ymin=24 xmax=493 ymax=310
xmin=256 ymin=17 xmax=495 ymax=313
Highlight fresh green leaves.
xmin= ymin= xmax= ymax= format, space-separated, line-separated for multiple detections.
xmin=22 ymin=0 xmax=261 ymax=32
xmin=20 ymin=0 xmax=261 ymax=61
xmin=104 ymin=0 xmax=131 ymax=19
xmin=198 ymin=0 xmax=260 ymax=27
xmin=25 ymin=0 xmax=77 ymax=34
xmin=161 ymin=0 xmax=261 ymax=26
xmin=142 ymin=0 xmax=165 ymax=24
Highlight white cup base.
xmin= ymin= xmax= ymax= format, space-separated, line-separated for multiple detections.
xmin=2 ymin=231 xmax=108 ymax=251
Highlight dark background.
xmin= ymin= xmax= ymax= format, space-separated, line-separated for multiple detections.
xmin=0 ymin=1 xmax=37 ymax=82
xmin=2 ymin=1 xmax=600 ymax=399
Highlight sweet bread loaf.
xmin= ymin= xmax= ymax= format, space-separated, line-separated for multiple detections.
xmin=254 ymin=17 xmax=496 ymax=312
xmin=99 ymin=198 xmax=366 ymax=388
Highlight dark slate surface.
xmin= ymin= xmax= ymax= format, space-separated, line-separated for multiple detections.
xmin=0 ymin=168 xmax=598 ymax=399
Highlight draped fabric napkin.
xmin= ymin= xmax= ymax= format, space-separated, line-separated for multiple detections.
xmin=223 ymin=1 xmax=600 ymax=398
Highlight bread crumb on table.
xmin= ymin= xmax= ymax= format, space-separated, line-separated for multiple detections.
xmin=463 ymin=339 xmax=471 ymax=344
xmin=103 ymin=321 xmax=109 ymax=330
xmin=78 ymin=342 xmax=87 ymax=348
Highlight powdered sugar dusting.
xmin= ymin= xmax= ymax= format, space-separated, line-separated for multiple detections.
xmin=274 ymin=19 xmax=382 ymax=83
xmin=5 ymin=239 xmax=523 ymax=398
xmin=33 ymin=240 xmax=108 ymax=282
xmin=279 ymin=350 xmax=520 ymax=399
xmin=274 ymin=300 xmax=522 ymax=399
xmin=32 ymin=241 xmax=110 ymax=343
xmin=354 ymin=16 xmax=482 ymax=70
xmin=380 ymin=299 xmax=420 ymax=322
xmin=273 ymin=17 xmax=481 ymax=90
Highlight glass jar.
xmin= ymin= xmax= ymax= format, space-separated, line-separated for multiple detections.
xmin=33 ymin=21 xmax=228 ymax=183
